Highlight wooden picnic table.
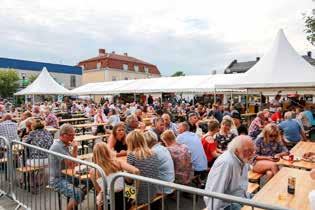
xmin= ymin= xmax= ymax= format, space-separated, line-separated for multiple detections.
xmin=59 ymin=117 xmax=89 ymax=124
xmin=74 ymin=134 xmax=109 ymax=143
xmin=45 ymin=127 xmax=58 ymax=133
xmin=62 ymin=156 xmax=127 ymax=179
xmin=242 ymin=167 xmax=315 ymax=210
xmin=277 ymin=141 xmax=315 ymax=170
xmin=73 ymin=123 xmax=107 ymax=129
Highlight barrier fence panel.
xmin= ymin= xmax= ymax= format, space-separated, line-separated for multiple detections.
xmin=7 ymin=140 xmax=108 ymax=210
xmin=109 ymin=172 xmax=293 ymax=210
xmin=0 ymin=136 xmax=12 ymax=198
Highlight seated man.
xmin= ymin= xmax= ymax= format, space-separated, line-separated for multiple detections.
xmin=204 ymin=135 xmax=255 ymax=210
xmin=49 ymin=124 xmax=86 ymax=210
xmin=248 ymin=111 xmax=265 ymax=139
xmin=161 ymin=130 xmax=193 ymax=185
xmin=162 ymin=113 xmax=178 ymax=136
xmin=149 ymin=117 xmax=165 ymax=142
xmin=125 ymin=114 xmax=140 ymax=134
xmin=279 ymin=111 xmax=306 ymax=146
xmin=177 ymin=122 xmax=207 ymax=179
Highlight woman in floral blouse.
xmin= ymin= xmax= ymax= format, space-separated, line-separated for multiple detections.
xmin=253 ymin=123 xmax=289 ymax=181
xmin=25 ymin=118 xmax=54 ymax=166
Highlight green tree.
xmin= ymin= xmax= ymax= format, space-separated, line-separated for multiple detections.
xmin=28 ymin=74 xmax=38 ymax=84
xmin=171 ymin=71 xmax=185 ymax=77
xmin=0 ymin=69 xmax=20 ymax=98
xmin=304 ymin=15 xmax=315 ymax=46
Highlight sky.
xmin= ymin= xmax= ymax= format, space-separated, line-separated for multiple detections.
xmin=1 ymin=0 xmax=314 ymax=76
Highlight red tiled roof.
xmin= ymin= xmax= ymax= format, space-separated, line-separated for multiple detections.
xmin=78 ymin=52 xmax=161 ymax=75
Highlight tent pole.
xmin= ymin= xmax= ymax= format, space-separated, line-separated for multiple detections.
xmin=25 ymin=95 xmax=27 ymax=104
xmin=192 ymin=92 xmax=195 ymax=106
xmin=32 ymin=95 xmax=35 ymax=105
xmin=245 ymin=89 xmax=248 ymax=113
xmin=134 ymin=93 xmax=136 ymax=103
xmin=260 ymin=92 xmax=263 ymax=111
xmin=214 ymin=88 xmax=217 ymax=104
xmin=230 ymin=91 xmax=233 ymax=106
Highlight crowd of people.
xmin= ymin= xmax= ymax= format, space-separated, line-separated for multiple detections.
xmin=0 ymin=96 xmax=314 ymax=210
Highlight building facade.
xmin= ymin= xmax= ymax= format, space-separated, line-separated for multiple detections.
xmin=78 ymin=49 xmax=161 ymax=84
xmin=0 ymin=57 xmax=82 ymax=89
xmin=224 ymin=51 xmax=315 ymax=74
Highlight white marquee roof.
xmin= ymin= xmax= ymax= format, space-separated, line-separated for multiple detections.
xmin=15 ymin=67 xmax=70 ymax=95
xmin=215 ymin=29 xmax=315 ymax=89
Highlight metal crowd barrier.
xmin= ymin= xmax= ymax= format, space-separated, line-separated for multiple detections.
xmin=109 ymin=172 xmax=293 ymax=210
xmin=1 ymin=139 xmax=108 ymax=210
xmin=1 ymin=137 xmax=294 ymax=210
xmin=0 ymin=136 xmax=12 ymax=198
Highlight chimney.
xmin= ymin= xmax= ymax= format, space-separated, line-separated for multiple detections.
xmin=307 ymin=51 xmax=312 ymax=58
xmin=233 ymin=59 xmax=237 ymax=64
xmin=256 ymin=57 xmax=260 ymax=61
xmin=124 ymin=52 xmax=128 ymax=56
xmin=111 ymin=51 xmax=115 ymax=54
xmin=98 ymin=49 xmax=106 ymax=56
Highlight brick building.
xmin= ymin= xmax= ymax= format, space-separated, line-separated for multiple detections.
xmin=78 ymin=49 xmax=161 ymax=84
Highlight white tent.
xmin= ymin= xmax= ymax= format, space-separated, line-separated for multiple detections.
xmin=15 ymin=67 xmax=71 ymax=95
xmin=215 ymin=29 xmax=315 ymax=90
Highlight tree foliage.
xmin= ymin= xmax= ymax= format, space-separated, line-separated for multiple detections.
xmin=0 ymin=69 xmax=20 ymax=98
xmin=28 ymin=74 xmax=38 ymax=84
xmin=304 ymin=15 xmax=315 ymax=46
xmin=171 ymin=71 xmax=185 ymax=77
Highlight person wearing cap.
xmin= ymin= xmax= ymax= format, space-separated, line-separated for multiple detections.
xmin=231 ymin=110 xmax=248 ymax=135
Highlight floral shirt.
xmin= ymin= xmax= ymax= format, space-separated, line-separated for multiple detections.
xmin=214 ymin=132 xmax=237 ymax=151
xmin=167 ymin=143 xmax=192 ymax=185
xmin=45 ymin=113 xmax=58 ymax=128
xmin=25 ymin=129 xmax=53 ymax=159
xmin=248 ymin=117 xmax=263 ymax=139
xmin=255 ymin=137 xmax=288 ymax=157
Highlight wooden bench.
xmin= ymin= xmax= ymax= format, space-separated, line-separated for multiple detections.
xmin=247 ymin=183 xmax=260 ymax=194
xmin=248 ymin=170 xmax=263 ymax=183
xmin=17 ymin=166 xmax=44 ymax=192
xmin=129 ymin=194 xmax=164 ymax=210
xmin=202 ymin=183 xmax=260 ymax=210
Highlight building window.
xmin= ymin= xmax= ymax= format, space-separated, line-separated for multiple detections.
xmin=70 ymin=75 xmax=76 ymax=87
xmin=112 ymin=76 xmax=116 ymax=81
xmin=125 ymin=77 xmax=128 ymax=80
xmin=97 ymin=62 xmax=101 ymax=69
xmin=123 ymin=64 xmax=128 ymax=71
xmin=134 ymin=65 xmax=139 ymax=72
xmin=144 ymin=67 xmax=149 ymax=73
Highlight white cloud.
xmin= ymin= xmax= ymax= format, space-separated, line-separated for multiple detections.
xmin=0 ymin=0 xmax=314 ymax=75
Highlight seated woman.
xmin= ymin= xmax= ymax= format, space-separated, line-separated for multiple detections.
xmin=201 ymin=119 xmax=221 ymax=167
xmin=214 ymin=117 xmax=237 ymax=151
xmin=93 ymin=107 xmax=107 ymax=135
xmin=126 ymin=130 xmax=160 ymax=208
xmin=108 ymin=122 xmax=128 ymax=157
xmin=89 ymin=142 xmax=139 ymax=210
xmin=107 ymin=108 xmax=120 ymax=128
xmin=24 ymin=118 xmax=54 ymax=166
xmin=24 ymin=118 xmax=54 ymax=190
xmin=253 ymin=123 xmax=289 ymax=181
xmin=144 ymin=131 xmax=174 ymax=195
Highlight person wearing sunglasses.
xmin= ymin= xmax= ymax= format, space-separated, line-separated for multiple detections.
xmin=252 ymin=123 xmax=289 ymax=181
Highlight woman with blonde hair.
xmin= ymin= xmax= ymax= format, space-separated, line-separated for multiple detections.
xmin=126 ymin=130 xmax=160 ymax=208
xmin=253 ymin=123 xmax=289 ymax=181
xmin=89 ymin=142 xmax=139 ymax=210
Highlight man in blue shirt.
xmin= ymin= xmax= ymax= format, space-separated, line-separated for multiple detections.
xmin=176 ymin=122 xmax=207 ymax=176
xmin=279 ymin=111 xmax=306 ymax=146
xmin=303 ymin=106 xmax=315 ymax=127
